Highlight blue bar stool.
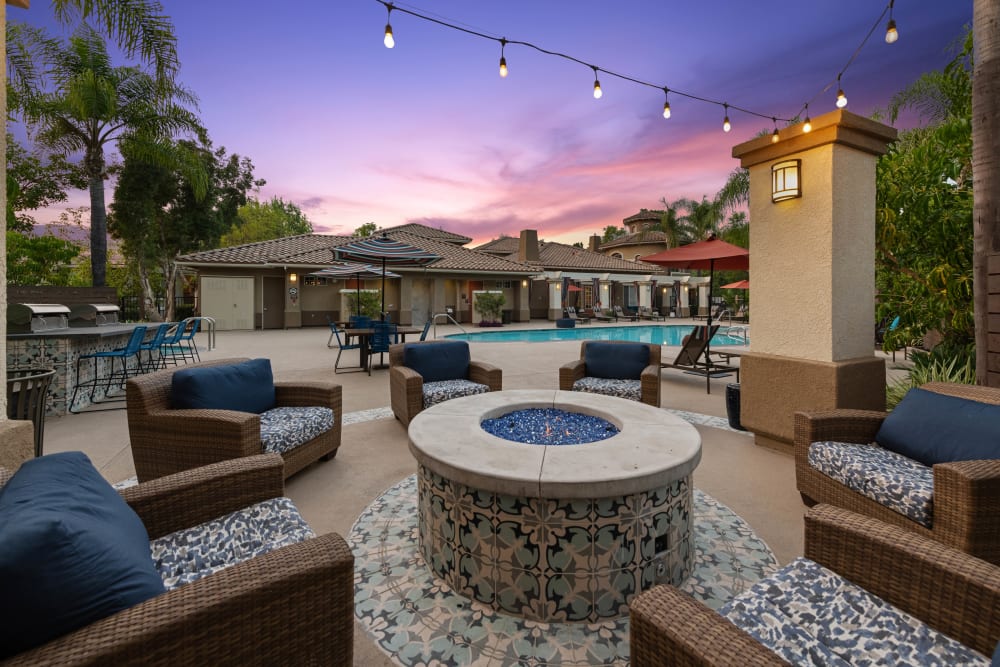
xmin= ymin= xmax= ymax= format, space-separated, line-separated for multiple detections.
xmin=70 ymin=325 xmax=148 ymax=412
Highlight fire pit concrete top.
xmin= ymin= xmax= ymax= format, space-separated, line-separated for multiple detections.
xmin=407 ymin=389 xmax=701 ymax=499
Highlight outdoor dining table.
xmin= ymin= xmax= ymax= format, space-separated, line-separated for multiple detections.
xmin=342 ymin=325 xmax=422 ymax=371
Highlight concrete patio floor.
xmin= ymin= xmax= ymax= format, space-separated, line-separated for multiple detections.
xmin=40 ymin=319 xmax=909 ymax=666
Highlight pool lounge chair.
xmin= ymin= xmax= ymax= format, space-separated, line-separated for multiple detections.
xmin=591 ymin=307 xmax=615 ymax=323
xmin=638 ymin=307 xmax=665 ymax=321
xmin=661 ymin=324 xmax=739 ymax=394
xmin=613 ymin=305 xmax=638 ymax=322
xmin=566 ymin=306 xmax=591 ymax=324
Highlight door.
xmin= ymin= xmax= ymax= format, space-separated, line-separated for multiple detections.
xmin=201 ymin=276 xmax=254 ymax=330
xmin=262 ymin=277 xmax=284 ymax=329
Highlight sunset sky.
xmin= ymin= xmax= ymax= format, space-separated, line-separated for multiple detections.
xmin=14 ymin=1 xmax=972 ymax=246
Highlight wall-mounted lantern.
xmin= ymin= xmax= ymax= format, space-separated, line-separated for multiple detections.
xmin=771 ymin=159 xmax=802 ymax=202
xmin=289 ymin=273 xmax=298 ymax=283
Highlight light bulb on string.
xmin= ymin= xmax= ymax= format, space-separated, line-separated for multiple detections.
xmin=499 ymin=38 xmax=508 ymax=78
xmin=885 ymin=2 xmax=898 ymax=44
xmin=835 ymin=75 xmax=848 ymax=108
xmin=803 ymin=104 xmax=812 ymax=133
xmin=383 ymin=3 xmax=395 ymax=48
xmin=722 ymin=104 xmax=731 ymax=133
xmin=771 ymin=117 xmax=779 ymax=143
xmin=662 ymin=88 xmax=671 ymax=119
xmin=592 ymin=66 xmax=602 ymax=99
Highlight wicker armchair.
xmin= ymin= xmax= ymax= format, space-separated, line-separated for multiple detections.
xmin=389 ymin=341 xmax=502 ymax=426
xmin=795 ymin=381 xmax=1000 ymax=565
xmin=559 ymin=341 xmax=661 ymax=407
xmin=126 ymin=358 xmax=342 ymax=482
xmin=1 ymin=455 xmax=354 ymax=666
xmin=630 ymin=504 xmax=1000 ymax=666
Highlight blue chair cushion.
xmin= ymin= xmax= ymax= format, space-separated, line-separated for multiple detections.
xmin=171 ymin=359 xmax=276 ymax=414
xmin=875 ymin=387 xmax=1000 ymax=466
xmin=0 ymin=452 xmax=164 ymax=658
xmin=809 ymin=441 xmax=934 ymax=527
xmin=259 ymin=406 xmax=335 ymax=455
xmin=721 ymin=557 xmax=990 ymax=666
xmin=403 ymin=341 xmax=471 ymax=383
xmin=584 ymin=342 xmax=649 ymax=380
xmin=151 ymin=497 xmax=315 ymax=590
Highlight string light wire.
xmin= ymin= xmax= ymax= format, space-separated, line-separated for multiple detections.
xmin=374 ymin=0 xmax=899 ymax=131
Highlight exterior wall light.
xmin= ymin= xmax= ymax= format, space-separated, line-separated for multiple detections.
xmin=771 ymin=159 xmax=802 ymax=202
xmin=289 ymin=273 xmax=298 ymax=283
xmin=522 ymin=279 xmax=528 ymax=288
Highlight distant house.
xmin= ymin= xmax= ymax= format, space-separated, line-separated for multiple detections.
xmin=175 ymin=223 xmax=540 ymax=330
xmin=591 ymin=209 xmax=671 ymax=262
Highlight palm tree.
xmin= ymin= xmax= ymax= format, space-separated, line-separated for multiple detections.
xmin=657 ymin=197 xmax=686 ymax=248
xmin=13 ymin=25 xmax=202 ymax=286
xmin=679 ymin=196 xmax=724 ymax=242
xmin=973 ymin=0 xmax=999 ymax=386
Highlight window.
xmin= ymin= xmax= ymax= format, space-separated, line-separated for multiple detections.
xmin=611 ymin=252 xmax=623 ymax=259
xmin=494 ymin=280 xmax=513 ymax=289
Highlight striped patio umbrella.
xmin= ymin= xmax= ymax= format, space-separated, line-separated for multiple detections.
xmin=310 ymin=262 xmax=400 ymax=318
xmin=333 ymin=234 xmax=440 ymax=319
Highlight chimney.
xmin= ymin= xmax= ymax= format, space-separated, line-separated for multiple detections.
xmin=588 ymin=235 xmax=601 ymax=252
xmin=518 ymin=229 xmax=540 ymax=263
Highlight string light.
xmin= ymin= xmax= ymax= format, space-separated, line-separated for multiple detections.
xmin=771 ymin=117 xmax=779 ymax=143
xmin=372 ymin=0 xmax=899 ymax=130
xmin=802 ymin=104 xmax=812 ymax=132
xmin=383 ymin=2 xmax=395 ymax=48
xmin=835 ymin=75 xmax=848 ymax=108
xmin=885 ymin=0 xmax=898 ymax=44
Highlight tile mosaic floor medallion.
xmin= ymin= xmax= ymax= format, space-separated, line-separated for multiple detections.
xmin=351 ymin=475 xmax=778 ymax=666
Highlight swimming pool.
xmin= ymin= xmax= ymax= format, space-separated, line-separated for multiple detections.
xmin=446 ymin=324 xmax=748 ymax=346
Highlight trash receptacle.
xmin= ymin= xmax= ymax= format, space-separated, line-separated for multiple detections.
xmin=7 ymin=367 xmax=56 ymax=457
xmin=725 ymin=383 xmax=746 ymax=431
xmin=502 ymin=310 xmax=512 ymax=324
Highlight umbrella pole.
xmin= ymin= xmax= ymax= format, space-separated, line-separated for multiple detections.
xmin=381 ymin=258 xmax=387 ymax=321
xmin=355 ymin=272 xmax=361 ymax=319
xmin=705 ymin=259 xmax=714 ymax=394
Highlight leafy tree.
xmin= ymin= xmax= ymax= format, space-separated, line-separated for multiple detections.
xmin=601 ymin=225 xmax=622 ymax=242
xmin=110 ymin=138 xmax=261 ymax=320
xmin=716 ymin=167 xmax=750 ymax=214
xmin=875 ymin=38 xmax=974 ymax=360
xmin=355 ymin=222 xmax=378 ymax=237
xmin=6 ymin=231 xmax=80 ymax=285
xmin=346 ymin=290 xmax=381 ymax=319
xmin=220 ymin=197 xmax=312 ymax=246
xmin=10 ymin=24 xmax=202 ymax=286
xmin=474 ymin=292 xmax=505 ymax=324
xmin=6 ymin=134 xmax=86 ymax=233
xmin=679 ymin=196 xmax=724 ymax=241
xmin=657 ymin=198 xmax=687 ymax=247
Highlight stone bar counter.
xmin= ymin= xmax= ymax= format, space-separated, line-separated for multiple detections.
xmin=7 ymin=324 xmax=150 ymax=415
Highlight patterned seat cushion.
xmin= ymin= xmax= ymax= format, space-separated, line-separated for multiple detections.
xmin=572 ymin=376 xmax=642 ymax=402
xmin=721 ymin=557 xmax=989 ymax=666
xmin=808 ymin=441 xmax=933 ymax=526
xmin=259 ymin=406 xmax=334 ymax=455
xmin=151 ymin=497 xmax=315 ymax=590
xmin=423 ymin=379 xmax=490 ymax=409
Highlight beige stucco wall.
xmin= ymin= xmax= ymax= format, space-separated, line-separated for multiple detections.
xmin=749 ymin=143 xmax=875 ymax=362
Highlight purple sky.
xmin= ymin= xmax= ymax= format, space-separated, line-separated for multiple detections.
xmin=14 ymin=0 xmax=972 ymax=246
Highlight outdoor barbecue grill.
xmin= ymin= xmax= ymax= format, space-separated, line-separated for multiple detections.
xmin=7 ymin=303 xmax=71 ymax=334
xmin=68 ymin=303 xmax=121 ymax=328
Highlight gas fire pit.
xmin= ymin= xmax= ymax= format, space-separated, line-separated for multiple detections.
xmin=407 ymin=389 xmax=701 ymax=623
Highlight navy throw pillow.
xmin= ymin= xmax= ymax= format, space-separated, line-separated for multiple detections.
xmin=171 ymin=358 xmax=276 ymax=414
xmin=585 ymin=342 xmax=650 ymax=380
xmin=876 ymin=387 xmax=1000 ymax=466
xmin=403 ymin=341 xmax=470 ymax=383
xmin=0 ymin=452 xmax=164 ymax=658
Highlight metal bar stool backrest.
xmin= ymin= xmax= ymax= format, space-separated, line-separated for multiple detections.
xmin=419 ymin=319 xmax=431 ymax=341
xmin=7 ymin=368 xmax=56 ymax=457
xmin=122 ymin=325 xmax=150 ymax=355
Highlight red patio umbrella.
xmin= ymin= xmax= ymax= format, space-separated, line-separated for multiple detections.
xmin=643 ymin=235 xmax=749 ymax=392
xmin=721 ymin=279 xmax=750 ymax=290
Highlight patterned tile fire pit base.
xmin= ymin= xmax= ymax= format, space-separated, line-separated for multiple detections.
xmin=351 ymin=475 xmax=778 ymax=666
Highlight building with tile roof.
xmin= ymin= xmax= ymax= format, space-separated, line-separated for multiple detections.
xmin=175 ymin=223 xmax=541 ymax=329
xmin=591 ymin=209 xmax=673 ymax=263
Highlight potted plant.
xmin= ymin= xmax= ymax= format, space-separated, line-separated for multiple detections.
xmin=474 ymin=292 xmax=505 ymax=327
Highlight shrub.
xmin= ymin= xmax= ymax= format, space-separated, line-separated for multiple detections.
xmin=474 ymin=292 xmax=505 ymax=323
xmin=886 ymin=346 xmax=976 ymax=410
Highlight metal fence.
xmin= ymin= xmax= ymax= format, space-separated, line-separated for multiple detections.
xmin=118 ymin=295 xmax=197 ymax=322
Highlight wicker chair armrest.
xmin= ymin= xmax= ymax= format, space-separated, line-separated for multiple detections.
xmin=0 ymin=467 xmax=12 ymax=487
xmin=804 ymin=504 xmax=1000 ymax=656
xmin=6 ymin=532 xmax=354 ymax=666
xmin=136 ymin=409 xmax=262 ymax=453
xmin=274 ymin=382 xmax=342 ymax=409
xmin=792 ymin=409 xmax=887 ymax=460
xmin=629 ymin=584 xmax=789 ymax=666
xmin=559 ymin=360 xmax=586 ymax=390
xmin=468 ymin=361 xmax=502 ymax=390
xmin=932 ymin=459 xmax=1000 ymax=561
xmin=121 ymin=454 xmax=285 ymax=539
xmin=391 ymin=365 xmax=423 ymax=388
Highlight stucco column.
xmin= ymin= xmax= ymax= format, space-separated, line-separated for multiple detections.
xmin=698 ymin=285 xmax=709 ymax=317
xmin=732 ymin=109 xmax=897 ymax=452
xmin=398 ymin=276 xmax=412 ymax=325
xmin=637 ymin=281 xmax=652 ymax=309
xmin=678 ymin=283 xmax=690 ymax=317
xmin=283 ymin=270 xmax=301 ymax=328
xmin=548 ymin=280 xmax=563 ymax=321
xmin=600 ymin=283 xmax=610 ymax=310
xmin=516 ymin=278 xmax=530 ymax=322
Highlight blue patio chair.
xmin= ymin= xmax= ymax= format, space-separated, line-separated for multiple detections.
xmin=157 ymin=321 xmax=186 ymax=367
xmin=161 ymin=318 xmax=201 ymax=365
xmin=137 ymin=323 xmax=173 ymax=372
xmin=70 ymin=325 xmax=148 ymax=412
xmin=328 ymin=317 xmax=362 ymax=374
xmin=418 ymin=319 xmax=432 ymax=341
xmin=368 ymin=322 xmax=395 ymax=375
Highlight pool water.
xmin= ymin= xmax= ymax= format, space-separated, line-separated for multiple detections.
xmin=446 ymin=324 xmax=748 ymax=346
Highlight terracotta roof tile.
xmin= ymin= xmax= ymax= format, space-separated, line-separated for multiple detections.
xmin=623 ymin=209 xmax=664 ymax=224
xmin=600 ymin=230 xmax=669 ymax=250
xmin=380 ymin=222 xmax=472 ymax=244
xmin=473 ymin=238 xmax=660 ymax=273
